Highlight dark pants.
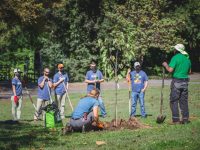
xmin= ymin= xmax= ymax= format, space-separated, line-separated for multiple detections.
xmin=70 ymin=111 xmax=94 ymax=131
xmin=170 ymin=78 xmax=189 ymax=122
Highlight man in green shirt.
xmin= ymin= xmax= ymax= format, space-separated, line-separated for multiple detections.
xmin=162 ymin=44 xmax=191 ymax=124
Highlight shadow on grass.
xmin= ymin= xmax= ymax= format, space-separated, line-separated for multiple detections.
xmin=0 ymin=120 xmax=60 ymax=150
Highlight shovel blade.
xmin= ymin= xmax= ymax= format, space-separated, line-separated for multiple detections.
xmin=156 ymin=115 xmax=166 ymax=124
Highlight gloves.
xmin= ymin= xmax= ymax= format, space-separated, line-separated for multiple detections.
xmin=96 ymin=121 xmax=104 ymax=129
xmin=14 ymin=96 xmax=19 ymax=105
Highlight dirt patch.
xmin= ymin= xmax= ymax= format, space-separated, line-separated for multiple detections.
xmin=103 ymin=117 xmax=151 ymax=131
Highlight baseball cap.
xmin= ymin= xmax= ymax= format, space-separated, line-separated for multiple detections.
xmin=90 ymin=62 xmax=96 ymax=67
xmin=14 ymin=68 xmax=21 ymax=73
xmin=134 ymin=62 xmax=140 ymax=68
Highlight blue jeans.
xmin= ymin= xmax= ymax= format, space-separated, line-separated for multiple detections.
xmin=131 ymin=91 xmax=146 ymax=117
xmin=98 ymin=96 xmax=107 ymax=116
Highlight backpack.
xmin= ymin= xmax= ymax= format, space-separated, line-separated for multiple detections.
xmin=42 ymin=102 xmax=63 ymax=128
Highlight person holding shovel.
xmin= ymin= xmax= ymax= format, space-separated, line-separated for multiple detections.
xmin=53 ymin=63 xmax=69 ymax=119
xmin=127 ymin=62 xmax=148 ymax=118
xmin=162 ymin=44 xmax=191 ymax=124
xmin=11 ymin=68 xmax=23 ymax=122
xmin=34 ymin=68 xmax=53 ymax=120
xmin=67 ymin=88 xmax=104 ymax=132
xmin=85 ymin=61 xmax=107 ymax=118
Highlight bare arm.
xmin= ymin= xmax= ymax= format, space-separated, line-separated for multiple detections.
xmin=53 ymin=78 xmax=64 ymax=88
xmin=38 ymin=78 xmax=46 ymax=88
xmin=189 ymin=69 xmax=192 ymax=74
xmin=48 ymin=80 xmax=53 ymax=88
xmin=65 ymin=82 xmax=69 ymax=90
xmin=126 ymin=68 xmax=131 ymax=83
xmin=97 ymin=79 xmax=104 ymax=83
xmin=12 ymin=85 xmax=16 ymax=96
xmin=142 ymin=81 xmax=148 ymax=92
xmin=85 ymin=79 xmax=95 ymax=84
xmin=162 ymin=62 xmax=174 ymax=73
xmin=93 ymin=106 xmax=99 ymax=122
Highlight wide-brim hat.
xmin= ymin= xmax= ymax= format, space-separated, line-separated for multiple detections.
xmin=172 ymin=44 xmax=188 ymax=55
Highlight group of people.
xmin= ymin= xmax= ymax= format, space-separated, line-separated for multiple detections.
xmin=11 ymin=43 xmax=191 ymax=131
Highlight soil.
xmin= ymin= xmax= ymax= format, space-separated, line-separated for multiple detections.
xmin=103 ymin=117 xmax=151 ymax=131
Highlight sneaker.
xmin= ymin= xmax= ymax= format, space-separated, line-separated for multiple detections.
xmin=141 ymin=115 xmax=147 ymax=118
xmin=102 ymin=114 xmax=107 ymax=118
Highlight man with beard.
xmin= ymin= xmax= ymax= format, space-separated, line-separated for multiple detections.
xmin=34 ymin=67 xmax=53 ymax=120
xmin=127 ymin=62 xmax=148 ymax=118
xmin=85 ymin=61 xmax=107 ymax=118
xmin=53 ymin=63 xmax=69 ymax=119
xmin=11 ymin=68 xmax=23 ymax=121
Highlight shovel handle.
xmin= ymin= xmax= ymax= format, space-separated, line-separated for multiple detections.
xmin=160 ymin=67 xmax=165 ymax=114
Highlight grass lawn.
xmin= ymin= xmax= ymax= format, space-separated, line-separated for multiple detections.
xmin=0 ymin=83 xmax=200 ymax=150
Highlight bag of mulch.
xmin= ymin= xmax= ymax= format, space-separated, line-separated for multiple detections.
xmin=42 ymin=102 xmax=63 ymax=128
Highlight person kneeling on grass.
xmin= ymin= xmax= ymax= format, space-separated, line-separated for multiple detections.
xmin=66 ymin=89 xmax=104 ymax=132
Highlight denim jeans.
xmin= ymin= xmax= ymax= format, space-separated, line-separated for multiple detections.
xmin=98 ymin=95 xmax=107 ymax=116
xmin=131 ymin=91 xmax=146 ymax=117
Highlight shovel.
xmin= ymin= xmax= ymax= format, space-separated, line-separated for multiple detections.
xmin=156 ymin=67 xmax=166 ymax=123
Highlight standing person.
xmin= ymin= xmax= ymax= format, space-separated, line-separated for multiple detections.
xmin=162 ymin=44 xmax=191 ymax=124
xmin=53 ymin=63 xmax=69 ymax=119
xmin=34 ymin=68 xmax=53 ymax=120
xmin=85 ymin=61 xmax=107 ymax=118
xmin=127 ymin=62 xmax=148 ymax=118
xmin=11 ymin=68 xmax=23 ymax=121
xmin=68 ymin=89 xmax=104 ymax=132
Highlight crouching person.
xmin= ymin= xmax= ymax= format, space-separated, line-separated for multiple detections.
xmin=67 ymin=89 xmax=104 ymax=132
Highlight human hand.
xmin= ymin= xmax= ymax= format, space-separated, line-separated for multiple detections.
xmin=44 ymin=76 xmax=49 ymax=81
xmin=97 ymin=121 xmax=104 ymax=129
xmin=14 ymin=96 xmax=19 ymax=105
xmin=127 ymin=68 xmax=131 ymax=74
xmin=141 ymin=89 xmax=145 ymax=92
xmin=59 ymin=77 xmax=65 ymax=82
xmin=162 ymin=62 xmax=168 ymax=67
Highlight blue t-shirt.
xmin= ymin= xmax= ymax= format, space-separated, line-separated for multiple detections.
xmin=12 ymin=77 xmax=22 ymax=96
xmin=37 ymin=76 xmax=52 ymax=100
xmin=130 ymin=70 xmax=148 ymax=92
xmin=71 ymin=96 xmax=99 ymax=119
xmin=53 ymin=72 xmax=69 ymax=95
xmin=85 ymin=70 xmax=103 ymax=92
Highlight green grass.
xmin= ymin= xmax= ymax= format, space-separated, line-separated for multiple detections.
xmin=0 ymin=84 xmax=200 ymax=150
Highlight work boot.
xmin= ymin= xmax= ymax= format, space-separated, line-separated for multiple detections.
xmin=169 ymin=121 xmax=181 ymax=125
xmin=62 ymin=126 xmax=73 ymax=135
xmin=180 ymin=120 xmax=191 ymax=124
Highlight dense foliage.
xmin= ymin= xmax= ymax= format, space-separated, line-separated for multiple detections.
xmin=0 ymin=0 xmax=200 ymax=81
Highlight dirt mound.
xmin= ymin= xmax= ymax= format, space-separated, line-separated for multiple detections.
xmin=103 ymin=117 xmax=151 ymax=130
